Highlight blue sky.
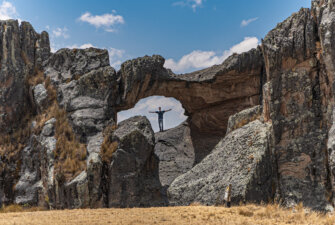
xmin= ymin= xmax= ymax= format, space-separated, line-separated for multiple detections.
xmin=1 ymin=0 xmax=311 ymax=131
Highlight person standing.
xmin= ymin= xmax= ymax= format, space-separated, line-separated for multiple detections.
xmin=224 ymin=184 xmax=232 ymax=208
xmin=149 ymin=107 xmax=172 ymax=132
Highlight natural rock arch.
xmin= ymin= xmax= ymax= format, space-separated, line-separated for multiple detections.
xmin=117 ymin=95 xmax=187 ymax=132
xmin=114 ymin=48 xmax=265 ymax=158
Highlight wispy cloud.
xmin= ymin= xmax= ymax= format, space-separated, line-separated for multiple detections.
xmin=0 ymin=1 xmax=18 ymax=20
xmin=173 ymin=0 xmax=204 ymax=11
xmin=78 ymin=11 xmax=124 ymax=32
xmin=241 ymin=17 xmax=258 ymax=27
xmin=109 ymin=47 xmax=125 ymax=69
xmin=52 ymin=27 xmax=69 ymax=39
xmin=164 ymin=37 xmax=259 ymax=73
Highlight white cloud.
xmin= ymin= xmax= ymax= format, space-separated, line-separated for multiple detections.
xmin=0 ymin=1 xmax=18 ymax=20
xmin=79 ymin=12 xmax=124 ymax=32
xmin=67 ymin=43 xmax=94 ymax=49
xmin=241 ymin=17 xmax=258 ymax=27
xmin=164 ymin=37 xmax=259 ymax=73
xmin=109 ymin=47 xmax=125 ymax=68
xmin=118 ymin=96 xmax=187 ymax=132
xmin=45 ymin=25 xmax=50 ymax=30
xmin=52 ymin=27 xmax=69 ymax=39
xmin=173 ymin=0 xmax=204 ymax=11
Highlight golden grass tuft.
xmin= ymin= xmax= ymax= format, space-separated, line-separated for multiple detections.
xmin=100 ymin=125 xmax=118 ymax=163
xmin=28 ymin=69 xmax=44 ymax=86
xmin=0 ymin=204 xmax=45 ymax=214
xmin=189 ymin=202 xmax=202 ymax=206
xmin=0 ymin=205 xmax=24 ymax=213
xmin=52 ymin=105 xmax=87 ymax=180
xmin=45 ymin=76 xmax=57 ymax=102
xmin=30 ymin=72 xmax=87 ymax=181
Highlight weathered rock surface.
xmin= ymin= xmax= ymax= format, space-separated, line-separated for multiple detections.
xmin=168 ymin=118 xmax=275 ymax=206
xmin=14 ymin=136 xmax=43 ymax=205
xmin=45 ymin=48 xmax=118 ymax=142
xmin=154 ymin=122 xmax=195 ymax=188
xmin=45 ymin=48 xmax=110 ymax=83
xmin=33 ymin=84 xmax=48 ymax=112
xmin=0 ymin=20 xmax=49 ymax=133
xmin=108 ymin=116 xmax=165 ymax=207
xmin=226 ymin=105 xmax=262 ymax=134
xmin=262 ymin=6 xmax=333 ymax=210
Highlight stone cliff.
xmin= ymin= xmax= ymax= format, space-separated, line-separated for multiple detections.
xmin=1 ymin=0 xmax=335 ymax=211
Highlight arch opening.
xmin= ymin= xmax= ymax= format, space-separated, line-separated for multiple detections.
xmin=117 ymin=95 xmax=188 ymax=133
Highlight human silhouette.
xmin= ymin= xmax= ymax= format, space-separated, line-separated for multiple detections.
xmin=149 ymin=107 xmax=172 ymax=132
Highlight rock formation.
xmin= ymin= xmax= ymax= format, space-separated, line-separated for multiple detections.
xmin=154 ymin=122 xmax=195 ymax=196
xmin=108 ymin=116 xmax=165 ymax=207
xmin=0 ymin=20 xmax=49 ymax=133
xmin=2 ymin=0 xmax=335 ymax=212
xmin=168 ymin=110 xmax=275 ymax=206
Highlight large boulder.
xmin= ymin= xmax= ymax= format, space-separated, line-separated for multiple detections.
xmin=45 ymin=48 xmax=118 ymax=143
xmin=33 ymin=84 xmax=48 ymax=112
xmin=168 ymin=118 xmax=275 ymax=206
xmin=44 ymin=47 xmax=110 ymax=83
xmin=154 ymin=122 xmax=195 ymax=188
xmin=108 ymin=116 xmax=166 ymax=207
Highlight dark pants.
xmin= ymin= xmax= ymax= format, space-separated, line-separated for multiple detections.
xmin=158 ymin=119 xmax=163 ymax=132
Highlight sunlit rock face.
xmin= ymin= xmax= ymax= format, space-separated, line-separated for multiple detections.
xmin=0 ymin=20 xmax=50 ymax=133
xmin=261 ymin=5 xmax=334 ymax=210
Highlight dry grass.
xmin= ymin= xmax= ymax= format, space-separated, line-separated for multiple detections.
xmin=100 ymin=124 xmax=118 ymax=163
xmin=0 ymin=204 xmax=334 ymax=225
xmin=0 ymin=205 xmax=45 ymax=214
xmin=0 ymin=69 xmax=87 ymax=183
xmin=0 ymin=68 xmax=46 ymax=183
xmin=53 ymin=105 xmax=87 ymax=180
xmin=28 ymin=71 xmax=87 ymax=181
xmin=27 ymin=69 xmax=44 ymax=86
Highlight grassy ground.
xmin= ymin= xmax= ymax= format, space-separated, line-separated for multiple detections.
xmin=0 ymin=204 xmax=334 ymax=225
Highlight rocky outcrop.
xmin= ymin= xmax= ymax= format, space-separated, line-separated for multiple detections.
xmin=168 ymin=117 xmax=275 ymax=206
xmin=0 ymin=20 xmax=49 ymax=133
xmin=154 ymin=122 xmax=195 ymax=188
xmin=108 ymin=116 xmax=165 ymax=207
xmin=44 ymin=116 xmax=164 ymax=209
xmin=33 ymin=84 xmax=48 ymax=112
xmin=5 ymin=0 xmax=335 ymax=211
xmin=261 ymin=6 xmax=333 ymax=210
xmin=45 ymin=48 xmax=110 ymax=84
xmin=45 ymin=48 xmax=118 ymax=142
xmin=226 ymin=105 xmax=262 ymax=134
xmin=14 ymin=136 xmax=43 ymax=206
